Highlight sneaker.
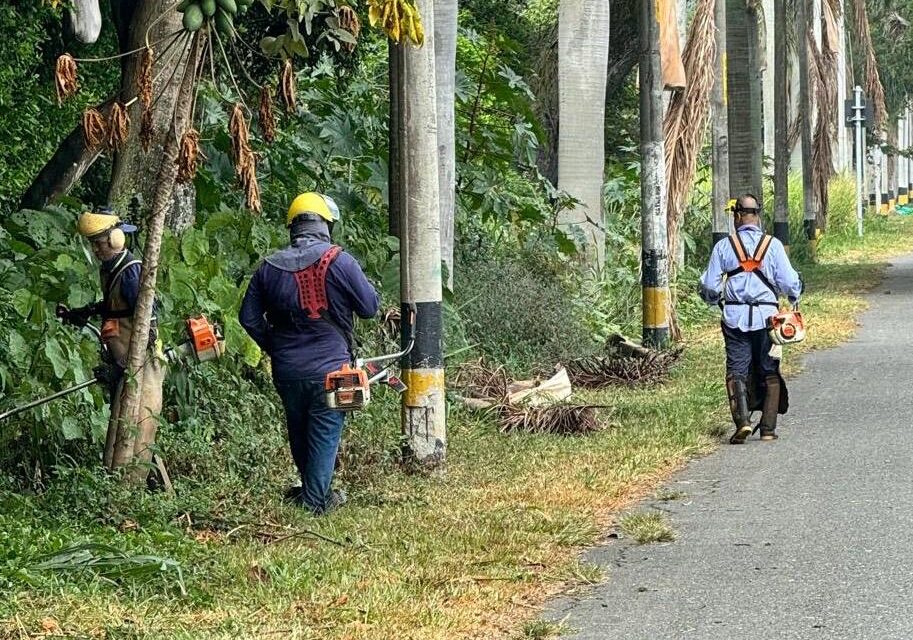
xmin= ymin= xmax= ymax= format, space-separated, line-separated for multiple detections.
xmin=729 ymin=425 xmax=753 ymax=445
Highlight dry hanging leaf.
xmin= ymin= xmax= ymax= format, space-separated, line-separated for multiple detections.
xmin=279 ymin=59 xmax=297 ymax=114
xmin=242 ymin=158 xmax=262 ymax=214
xmin=55 ymin=54 xmax=79 ymax=103
xmin=228 ymin=103 xmax=250 ymax=169
xmin=338 ymin=5 xmax=361 ymax=52
xmin=141 ymin=108 xmax=154 ymax=152
xmin=138 ymin=47 xmax=154 ymax=108
xmin=259 ymin=85 xmax=277 ymax=143
xmin=107 ymin=101 xmax=130 ymax=151
xmin=176 ymin=129 xmax=201 ymax=184
xmin=82 ymin=108 xmax=108 ymax=150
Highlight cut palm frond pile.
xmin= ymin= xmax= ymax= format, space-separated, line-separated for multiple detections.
xmin=497 ymin=403 xmax=608 ymax=435
xmin=567 ymin=334 xmax=683 ymax=388
xmin=452 ymin=359 xmax=510 ymax=402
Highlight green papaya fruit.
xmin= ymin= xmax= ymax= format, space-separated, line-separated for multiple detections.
xmin=201 ymin=0 xmax=217 ymax=17
xmin=216 ymin=0 xmax=238 ymax=15
xmin=177 ymin=0 xmax=193 ymax=11
xmin=215 ymin=8 xmax=235 ymax=38
xmin=182 ymin=3 xmax=204 ymax=31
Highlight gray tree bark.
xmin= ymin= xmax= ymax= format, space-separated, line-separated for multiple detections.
xmin=773 ymin=0 xmax=790 ymax=248
xmin=557 ymin=0 xmax=611 ymax=268
xmin=726 ymin=0 xmax=763 ymax=201
xmin=712 ymin=0 xmax=731 ymax=245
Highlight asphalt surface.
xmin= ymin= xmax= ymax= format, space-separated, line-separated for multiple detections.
xmin=546 ymin=255 xmax=913 ymax=640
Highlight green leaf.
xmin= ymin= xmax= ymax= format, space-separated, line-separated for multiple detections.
xmin=181 ymin=230 xmax=210 ymax=266
xmin=8 ymin=330 xmax=28 ymax=362
xmin=11 ymin=289 xmax=33 ymax=318
xmin=44 ymin=337 xmax=69 ymax=379
xmin=54 ymin=254 xmax=74 ymax=271
xmin=60 ymin=416 xmax=83 ymax=440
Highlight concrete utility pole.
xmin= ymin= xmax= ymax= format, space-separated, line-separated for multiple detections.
xmin=712 ymin=0 xmax=731 ymax=246
xmin=852 ymin=85 xmax=865 ymax=236
xmin=641 ymin=0 xmax=669 ymax=348
xmin=400 ymin=0 xmax=446 ymax=468
xmin=797 ymin=0 xmax=817 ymax=258
xmin=773 ymin=0 xmax=789 ymax=249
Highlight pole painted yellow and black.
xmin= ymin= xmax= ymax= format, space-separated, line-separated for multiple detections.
xmin=711 ymin=0 xmax=731 ymax=248
xmin=640 ymin=0 xmax=670 ymax=348
xmin=773 ymin=0 xmax=790 ymax=251
xmin=797 ymin=0 xmax=818 ymax=260
xmin=399 ymin=0 xmax=446 ymax=468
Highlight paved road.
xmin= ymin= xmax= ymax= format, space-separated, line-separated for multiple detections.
xmin=547 ymin=255 xmax=913 ymax=640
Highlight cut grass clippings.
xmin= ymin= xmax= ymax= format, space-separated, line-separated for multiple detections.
xmin=2 ymin=216 xmax=913 ymax=639
xmin=620 ymin=512 xmax=677 ymax=544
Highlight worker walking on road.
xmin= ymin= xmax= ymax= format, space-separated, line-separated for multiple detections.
xmin=699 ymin=194 xmax=803 ymax=444
xmin=240 ymin=192 xmax=380 ymax=514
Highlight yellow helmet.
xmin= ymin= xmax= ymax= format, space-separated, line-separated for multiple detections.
xmin=286 ymin=192 xmax=341 ymax=227
xmin=77 ymin=210 xmax=121 ymax=239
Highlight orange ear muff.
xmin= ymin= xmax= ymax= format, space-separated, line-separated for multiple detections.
xmin=108 ymin=228 xmax=126 ymax=251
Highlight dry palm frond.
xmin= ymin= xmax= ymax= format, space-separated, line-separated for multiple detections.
xmin=279 ymin=59 xmax=297 ymax=114
xmin=853 ymin=0 xmax=887 ymax=131
xmin=106 ymin=102 xmax=130 ymax=151
xmin=568 ymin=347 xmax=683 ymax=388
xmin=138 ymin=47 xmax=154 ymax=150
xmin=176 ymin=129 xmax=202 ymax=184
xmin=258 ymin=85 xmax=277 ymax=144
xmin=82 ymin=108 xmax=107 ymax=150
xmin=338 ymin=5 xmax=361 ymax=53
xmin=497 ymin=404 xmax=608 ymax=435
xmin=228 ymin=102 xmax=250 ymax=167
xmin=452 ymin=359 xmax=510 ymax=401
xmin=662 ymin=0 xmax=715 ymax=340
xmin=241 ymin=157 xmax=262 ymax=214
xmin=55 ymin=54 xmax=78 ymax=103
xmin=378 ymin=306 xmax=401 ymax=343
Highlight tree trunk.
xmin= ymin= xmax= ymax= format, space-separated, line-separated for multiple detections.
xmin=641 ymin=0 xmax=669 ymax=348
xmin=108 ymin=0 xmax=194 ymax=223
xmin=711 ymin=0 xmax=730 ymax=246
xmin=798 ymin=0 xmax=818 ymax=255
xmin=434 ymin=0 xmax=457 ymax=290
xmin=109 ymin=33 xmax=203 ymax=475
xmin=69 ymin=0 xmax=102 ymax=44
xmin=400 ymin=0 xmax=445 ymax=469
xmin=726 ymin=0 xmax=763 ymax=201
xmin=887 ymin=119 xmax=898 ymax=210
xmin=773 ymin=0 xmax=789 ymax=248
xmin=557 ymin=0 xmax=611 ymax=268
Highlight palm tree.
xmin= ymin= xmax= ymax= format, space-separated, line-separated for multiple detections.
xmin=726 ymin=0 xmax=763 ymax=200
xmin=557 ymin=0 xmax=611 ymax=268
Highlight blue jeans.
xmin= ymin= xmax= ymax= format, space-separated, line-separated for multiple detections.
xmin=722 ymin=322 xmax=780 ymax=379
xmin=274 ymin=378 xmax=345 ymax=514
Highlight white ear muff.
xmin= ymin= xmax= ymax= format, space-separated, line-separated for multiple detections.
xmin=108 ymin=228 xmax=126 ymax=251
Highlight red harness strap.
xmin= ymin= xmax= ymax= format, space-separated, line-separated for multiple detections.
xmin=293 ymin=246 xmax=342 ymax=319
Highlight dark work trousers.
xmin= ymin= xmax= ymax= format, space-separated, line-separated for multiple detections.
xmin=722 ymin=322 xmax=780 ymax=379
xmin=274 ymin=379 xmax=345 ymax=514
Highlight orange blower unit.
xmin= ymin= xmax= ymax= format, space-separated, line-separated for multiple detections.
xmin=767 ymin=308 xmax=806 ymax=345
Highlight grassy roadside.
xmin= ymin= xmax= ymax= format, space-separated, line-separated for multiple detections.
xmin=2 ymin=216 xmax=913 ymax=640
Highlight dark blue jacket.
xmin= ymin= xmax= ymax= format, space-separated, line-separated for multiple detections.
xmin=239 ymin=236 xmax=380 ymax=381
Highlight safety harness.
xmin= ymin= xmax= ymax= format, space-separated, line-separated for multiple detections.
xmin=270 ymin=245 xmax=355 ymax=359
xmin=101 ymin=253 xmax=143 ymax=320
xmin=722 ymin=232 xmax=779 ymax=325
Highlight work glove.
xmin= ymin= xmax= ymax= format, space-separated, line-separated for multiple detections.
xmin=56 ymin=303 xmax=99 ymax=328
xmin=92 ymin=363 xmax=122 ymax=386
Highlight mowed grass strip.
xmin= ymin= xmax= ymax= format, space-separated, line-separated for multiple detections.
xmin=3 ymin=216 xmax=913 ymax=639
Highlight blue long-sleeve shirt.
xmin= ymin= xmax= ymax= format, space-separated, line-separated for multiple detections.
xmin=699 ymin=224 xmax=803 ymax=332
xmin=239 ymin=244 xmax=380 ymax=381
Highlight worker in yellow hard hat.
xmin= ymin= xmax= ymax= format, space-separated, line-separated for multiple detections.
xmin=57 ymin=207 xmax=165 ymax=465
xmin=239 ymin=192 xmax=379 ymax=514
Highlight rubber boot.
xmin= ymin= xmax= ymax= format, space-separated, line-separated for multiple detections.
xmin=726 ymin=376 xmax=752 ymax=444
xmin=757 ymin=374 xmax=781 ymax=441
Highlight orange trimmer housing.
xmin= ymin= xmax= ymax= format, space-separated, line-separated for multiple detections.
xmin=767 ymin=310 xmax=806 ymax=345
xmin=325 ymin=363 xmax=371 ymax=411
xmin=187 ymin=315 xmax=223 ymax=362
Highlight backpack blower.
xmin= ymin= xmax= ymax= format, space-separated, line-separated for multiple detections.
xmin=0 ymin=315 xmax=224 ymax=423
xmin=324 ymin=306 xmax=416 ymax=412
xmin=767 ymin=305 xmax=806 ymax=345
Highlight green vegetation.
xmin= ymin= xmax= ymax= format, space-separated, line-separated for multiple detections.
xmin=620 ymin=512 xmax=677 ymax=545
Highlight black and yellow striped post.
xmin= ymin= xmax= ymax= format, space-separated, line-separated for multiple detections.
xmin=640 ymin=0 xmax=670 ymax=348
xmin=399 ymin=0 xmax=446 ymax=469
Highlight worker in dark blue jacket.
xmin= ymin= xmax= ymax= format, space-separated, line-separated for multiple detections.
xmin=240 ymin=192 xmax=380 ymax=514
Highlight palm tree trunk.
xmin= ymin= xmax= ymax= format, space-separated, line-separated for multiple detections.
xmin=557 ymin=0 xmax=611 ymax=268
xmin=726 ymin=0 xmax=763 ymax=200
xmin=712 ymin=0 xmax=730 ymax=246
xmin=774 ymin=0 xmax=789 ymax=247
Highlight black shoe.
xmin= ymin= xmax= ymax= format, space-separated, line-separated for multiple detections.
xmin=283 ymin=485 xmax=303 ymax=503
xmin=729 ymin=425 xmax=752 ymax=444
xmin=292 ymin=489 xmax=348 ymax=515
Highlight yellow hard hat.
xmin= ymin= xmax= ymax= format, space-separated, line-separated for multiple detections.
xmin=77 ymin=210 xmax=121 ymax=239
xmin=286 ymin=192 xmax=341 ymax=227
